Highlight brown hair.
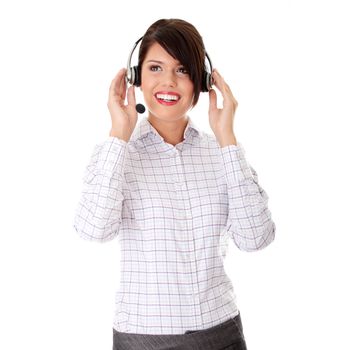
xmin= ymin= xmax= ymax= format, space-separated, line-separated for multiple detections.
xmin=138 ymin=18 xmax=206 ymax=109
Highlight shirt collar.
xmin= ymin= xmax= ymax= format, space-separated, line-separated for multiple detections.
xmin=130 ymin=115 xmax=202 ymax=143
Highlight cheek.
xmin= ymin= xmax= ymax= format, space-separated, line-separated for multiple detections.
xmin=140 ymin=70 xmax=147 ymax=90
xmin=140 ymin=74 xmax=153 ymax=93
xmin=186 ymin=81 xmax=195 ymax=95
xmin=186 ymin=87 xmax=195 ymax=101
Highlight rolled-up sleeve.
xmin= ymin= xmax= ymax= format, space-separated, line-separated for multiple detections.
xmin=73 ymin=136 xmax=127 ymax=243
xmin=220 ymin=142 xmax=276 ymax=252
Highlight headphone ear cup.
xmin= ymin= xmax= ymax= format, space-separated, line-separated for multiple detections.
xmin=129 ymin=66 xmax=138 ymax=86
xmin=126 ymin=67 xmax=133 ymax=85
xmin=201 ymin=71 xmax=212 ymax=92
xmin=133 ymin=65 xmax=141 ymax=87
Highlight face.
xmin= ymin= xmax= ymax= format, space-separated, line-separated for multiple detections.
xmin=140 ymin=42 xmax=195 ymax=121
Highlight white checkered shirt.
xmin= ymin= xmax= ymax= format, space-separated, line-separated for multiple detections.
xmin=73 ymin=115 xmax=275 ymax=334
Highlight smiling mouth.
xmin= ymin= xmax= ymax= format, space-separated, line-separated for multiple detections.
xmin=155 ymin=97 xmax=179 ymax=106
xmin=155 ymin=93 xmax=181 ymax=106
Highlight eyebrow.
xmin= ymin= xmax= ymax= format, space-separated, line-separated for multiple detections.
xmin=145 ymin=59 xmax=182 ymax=65
xmin=146 ymin=60 xmax=163 ymax=64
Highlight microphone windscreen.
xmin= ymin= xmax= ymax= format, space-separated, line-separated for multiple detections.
xmin=136 ymin=103 xmax=146 ymax=114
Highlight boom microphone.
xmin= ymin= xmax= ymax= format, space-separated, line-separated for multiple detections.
xmin=136 ymin=103 xmax=146 ymax=114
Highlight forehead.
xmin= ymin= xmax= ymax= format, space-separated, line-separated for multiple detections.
xmin=144 ymin=42 xmax=181 ymax=65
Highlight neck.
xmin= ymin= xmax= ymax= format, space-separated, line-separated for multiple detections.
xmin=147 ymin=115 xmax=189 ymax=146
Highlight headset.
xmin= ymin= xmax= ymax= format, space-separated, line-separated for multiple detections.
xmin=126 ymin=35 xmax=214 ymax=93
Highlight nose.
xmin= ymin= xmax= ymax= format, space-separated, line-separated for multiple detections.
xmin=161 ymin=70 xmax=177 ymax=87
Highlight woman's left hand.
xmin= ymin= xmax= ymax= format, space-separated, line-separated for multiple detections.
xmin=208 ymin=69 xmax=238 ymax=146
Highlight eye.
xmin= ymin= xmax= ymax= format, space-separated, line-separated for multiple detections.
xmin=148 ymin=65 xmax=189 ymax=74
xmin=178 ymin=67 xmax=189 ymax=74
xmin=150 ymin=65 xmax=161 ymax=71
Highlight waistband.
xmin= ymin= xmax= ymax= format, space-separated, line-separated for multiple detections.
xmin=113 ymin=313 xmax=246 ymax=350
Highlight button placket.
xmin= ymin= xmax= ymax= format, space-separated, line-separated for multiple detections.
xmin=172 ymin=151 xmax=202 ymax=326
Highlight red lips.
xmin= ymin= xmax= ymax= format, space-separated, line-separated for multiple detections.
xmin=154 ymin=91 xmax=181 ymax=106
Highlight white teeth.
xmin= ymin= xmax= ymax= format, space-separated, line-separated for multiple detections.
xmin=156 ymin=93 xmax=179 ymax=101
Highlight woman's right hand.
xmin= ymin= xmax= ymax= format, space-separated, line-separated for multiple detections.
xmin=107 ymin=68 xmax=138 ymax=142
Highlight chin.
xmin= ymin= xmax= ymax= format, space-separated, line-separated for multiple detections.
xmin=149 ymin=110 xmax=189 ymax=121
xmin=147 ymin=105 xmax=189 ymax=119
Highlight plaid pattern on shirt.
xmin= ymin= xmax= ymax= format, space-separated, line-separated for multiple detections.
xmin=73 ymin=115 xmax=275 ymax=334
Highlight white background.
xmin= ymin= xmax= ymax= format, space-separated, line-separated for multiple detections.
xmin=0 ymin=0 xmax=349 ymax=349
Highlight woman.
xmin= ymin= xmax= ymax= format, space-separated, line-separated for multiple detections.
xmin=73 ymin=18 xmax=276 ymax=350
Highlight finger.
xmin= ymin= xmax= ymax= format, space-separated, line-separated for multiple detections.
xmin=208 ymin=88 xmax=218 ymax=112
xmin=109 ymin=70 xmax=122 ymax=99
xmin=212 ymin=69 xmax=226 ymax=92
xmin=117 ymin=68 xmax=127 ymax=101
xmin=126 ymin=85 xmax=136 ymax=107
xmin=109 ymin=68 xmax=126 ymax=104
xmin=121 ymin=70 xmax=127 ymax=101
xmin=212 ymin=70 xmax=237 ymax=107
xmin=109 ymin=68 xmax=124 ymax=92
